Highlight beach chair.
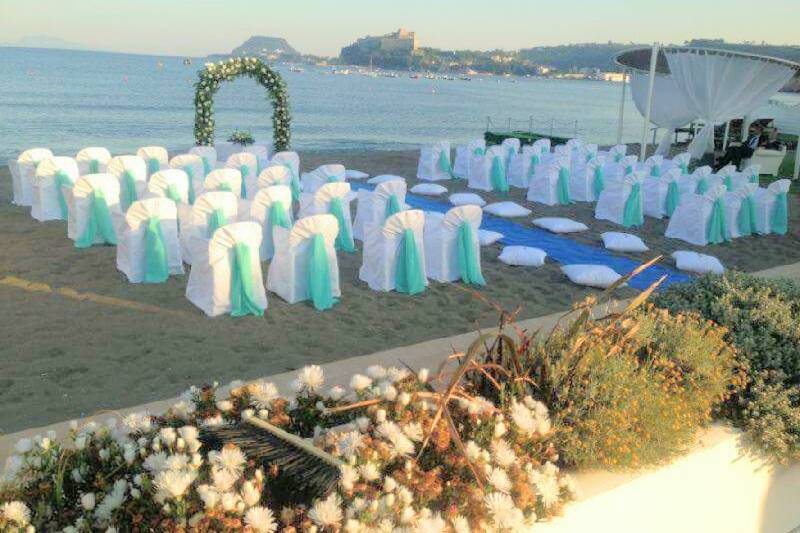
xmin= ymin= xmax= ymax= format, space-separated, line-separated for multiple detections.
xmin=359 ymin=209 xmax=428 ymax=294
xmin=146 ymin=169 xmax=191 ymax=207
xmin=424 ymin=205 xmax=484 ymax=285
xmin=353 ymin=178 xmax=407 ymax=241
xmin=242 ymin=145 xmax=270 ymax=174
xmin=248 ymin=185 xmax=293 ymax=260
xmin=595 ymin=172 xmax=645 ymax=228
xmin=136 ymin=146 xmax=169 ymax=179
xmin=566 ymin=138 xmax=584 ymax=153
xmin=31 ymin=156 xmax=79 ymax=221
xmin=570 ymin=156 xmax=607 ymax=203
xmin=116 ymin=197 xmax=183 ymax=283
xmin=723 ymin=183 xmax=759 ymax=239
xmin=186 ymin=221 xmax=267 ymax=317
xmin=15 ymin=148 xmax=53 ymax=207
xmin=300 ymin=164 xmax=346 ymax=195
xmin=533 ymin=138 xmax=551 ymax=157
xmin=180 ymin=191 xmax=239 ymax=265
xmin=527 ymin=155 xmax=572 ymax=206
xmin=417 ymin=141 xmax=454 ymax=181
xmin=107 ymin=155 xmax=147 ymax=212
xmin=224 ymin=152 xmax=259 ymax=200
xmin=298 ymin=181 xmax=355 ymax=253
xmin=67 ymin=173 xmax=122 ymax=247
xmin=453 ymin=139 xmax=485 ymax=179
xmin=508 ymin=145 xmax=543 ymax=189
xmin=753 ymin=179 xmax=791 ymax=235
xmin=665 ymin=184 xmax=730 ymax=245
xmin=469 ymin=145 xmax=509 ymax=192
xmin=170 ymin=154 xmax=205 ymax=205
xmin=76 ymin=147 xmax=112 ymax=175
xmin=270 ymin=151 xmax=301 ymax=200
xmin=267 ymin=214 xmax=341 ymax=310
xmin=188 ymin=146 xmax=218 ymax=176
xmin=643 ymin=168 xmax=682 ymax=219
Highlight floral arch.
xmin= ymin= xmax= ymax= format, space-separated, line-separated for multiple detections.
xmin=193 ymin=57 xmax=291 ymax=152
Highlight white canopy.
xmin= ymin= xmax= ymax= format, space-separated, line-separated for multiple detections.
xmin=629 ymin=71 xmax=695 ymax=156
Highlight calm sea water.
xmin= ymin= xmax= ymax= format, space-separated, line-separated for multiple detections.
xmin=1 ymin=47 xmax=798 ymax=164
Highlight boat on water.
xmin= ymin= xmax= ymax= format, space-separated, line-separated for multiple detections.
xmin=289 ymin=66 xmax=304 ymax=73
xmin=459 ymin=76 xmax=472 ymax=81
xmin=183 ymin=58 xmax=192 ymax=66
xmin=409 ymin=73 xmax=421 ymax=79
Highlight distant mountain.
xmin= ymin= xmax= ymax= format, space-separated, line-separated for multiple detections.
xmin=207 ymin=36 xmax=301 ymax=62
xmin=2 ymin=35 xmax=89 ymax=51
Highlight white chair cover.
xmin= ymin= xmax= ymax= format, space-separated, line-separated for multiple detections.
xmin=15 ymin=148 xmax=53 ymax=206
xmin=753 ymin=179 xmax=791 ymax=235
xmin=136 ymin=146 xmax=169 ymax=179
xmin=76 ymin=147 xmax=112 ymax=175
xmin=146 ymin=169 xmax=191 ymax=206
xmin=204 ymin=168 xmax=243 ymax=198
xmin=186 ymin=221 xmax=267 ymax=317
xmin=353 ymin=179 xmax=407 ymax=241
xmin=605 ymin=144 xmax=627 ymax=164
xmin=595 ymin=172 xmax=646 ymax=227
xmin=181 ymin=191 xmax=239 ymax=265
xmin=188 ymin=146 xmax=218 ymax=176
xmin=453 ymin=139 xmax=485 ymax=179
xmin=669 ymin=152 xmax=692 ymax=175
xmin=67 ymin=173 xmax=122 ymax=245
xmin=258 ymin=165 xmax=292 ymax=189
xmin=225 ymin=153 xmax=259 ymax=200
xmin=359 ymin=210 xmax=428 ymax=292
xmin=8 ymin=158 xmax=21 ymax=206
xmin=248 ymin=185 xmax=294 ymax=260
xmin=170 ymin=154 xmax=205 ymax=205
xmin=723 ymin=183 xmax=758 ymax=239
xmin=533 ymin=138 xmax=551 ymax=156
xmin=298 ymin=182 xmax=354 ymax=252
xmin=680 ymin=166 xmax=718 ymax=196
xmin=243 ymin=145 xmax=270 ymax=174
xmin=716 ymin=165 xmax=740 ymax=192
xmin=527 ymin=155 xmax=571 ymax=206
xmin=508 ymin=145 xmax=542 ymax=189
xmin=267 ymin=214 xmax=341 ymax=305
xmin=32 ymin=156 xmax=79 ymax=221
xmin=500 ymin=138 xmax=520 ymax=175
xmin=570 ymin=156 xmax=607 ymax=203
xmin=270 ymin=151 xmax=300 ymax=178
xmin=643 ymin=168 xmax=682 ymax=219
xmin=665 ymin=185 xmax=729 ymax=245
xmin=643 ymin=155 xmax=665 ymax=178
xmin=301 ymin=164 xmax=346 ymax=194
xmin=117 ymin=197 xmax=183 ymax=283
xmin=468 ymin=145 xmax=507 ymax=192
xmin=417 ymin=141 xmax=453 ymax=181
xmin=424 ymin=205 xmax=483 ymax=283
xmin=107 ymin=155 xmax=148 ymax=212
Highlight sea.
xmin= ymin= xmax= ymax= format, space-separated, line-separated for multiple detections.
xmin=1 ymin=46 xmax=799 ymax=164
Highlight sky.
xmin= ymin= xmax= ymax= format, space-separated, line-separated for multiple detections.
xmin=1 ymin=0 xmax=797 ymax=57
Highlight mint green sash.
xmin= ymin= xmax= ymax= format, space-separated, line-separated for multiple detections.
xmin=622 ymin=183 xmax=643 ymax=227
xmin=490 ymin=156 xmax=509 ymax=193
xmin=284 ymin=163 xmax=300 ymax=201
xmin=679 ymin=162 xmax=689 ymax=175
xmin=148 ymin=158 xmax=160 ymax=176
xmin=239 ymin=165 xmax=249 ymax=199
xmin=473 ymin=147 xmax=485 ymax=156
xmin=121 ymin=170 xmax=138 ymax=211
xmin=329 ymin=197 xmax=355 ymax=253
xmin=723 ymin=175 xmax=733 ymax=192
xmin=749 ymin=172 xmax=759 ymax=184
xmin=706 ymin=197 xmax=729 ymax=244
xmin=592 ymin=166 xmax=604 ymax=199
xmin=650 ymin=165 xmax=661 ymax=178
xmin=75 ymin=189 xmax=117 ymax=248
xmin=737 ymin=195 xmax=757 ymax=237
xmin=165 ymin=183 xmax=183 ymax=204
xmin=269 ymin=201 xmax=290 ymax=230
xmin=256 ymin=158 xmax=263 ymax=176
xmin=527 ymin=154 xmax=540 ymax=179
xmin=586 ymin=152 xmax=596 ymax=163
xmin=307 ymin=233 xmax=337 ymax=311
xmin=218 ymin=182 xmax=233 ymax=193
xmin=386 ymin=194 xmax=402 ymax=219
xmin=184 ymin=166 xmax=196 ymax=204
xmin=666 ymin=181 xmax=680 ymax=217
xmin=438 ymin=150 xmax=454 ymax=178
xmin=625 ymin=164 xmax=634 ymax=175
xmin=88 ymin=159 xmax=99 ymax=174
xmin=54 ymin=171 xmax=73 ymax=220
xmin=696 ymin=177 xmax=709 ymax=195
xmin=143 ymin=216 xmax=169 ymax=283
xmin=395 ymin=229 xmax=425 ymax=295
xmin=457 ymin=223 xmax=485 ymax=286
xmin=207 ymin=208 xmax=227 ymax=238
xmin=201 ymin=157 xmax=212 ymax=176
xmin=614 ymin=153 xmax=623 ymax=163
xmin=229 ymin=242 xmax=265 ymax=317
xmin=771 ymin=192 xmax=789 ymax=235
xmin=557 ymin=167 xmax=571 ymax=205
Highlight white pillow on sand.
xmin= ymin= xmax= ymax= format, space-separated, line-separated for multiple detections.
xmin=498 ymin=246 xmax=547 ymax=267
xmin=533 ymin=217 xmax=589 ymax=234
xmin=346 ymin=170 xmax=369 ymax=180
xmin=478 ymin=230 xmax=504 ymax=246
xmin=368 ymin=174 xmax=405 ymax=185
xmin=449 ymin=193 xmax=486 ymax=207
xmin=411 ymin=183 xmax=448 ymax=196
xmin=671 ymin=251 xmax=724 ymax=275
xmin=483 ymin=201 xmax=532 ymax=218
xmin=561 ymin=264 xmax=622 ymax=288
xmin=601 ymin=232 xmax=649 ymax=253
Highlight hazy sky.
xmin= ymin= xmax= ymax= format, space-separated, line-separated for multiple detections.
xmin=1 ymin=0 xmax=797 ymax=57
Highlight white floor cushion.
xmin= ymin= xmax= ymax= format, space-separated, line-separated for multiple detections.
xmin=532 ymin=217 xmax=589 ymax=234
xmin=671 ymin=251 xmax=724 ymax=275
xmin=483 ymin=201 xmax=532 ymax=218
xmin=562 ymin=264 xmax=622 ymax=288
xmin=411 ymin=183 xmax=448 ymax=196
xmin=478 ymin=229 xmax=504 ymax=246
xmin=346 ymin=170 xmax=369 ymax=180
xmin=601 ymin=232 xmax=649 ymax=253
xmin=449 ymin=192 xmax=486 ymax=207
xmin=367 ymin=174 xmax=405 ymax=185
xmin=498 ymin=246 xmax=547 ymax=267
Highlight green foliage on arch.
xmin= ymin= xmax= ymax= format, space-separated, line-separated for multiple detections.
xmin=194 ymin=57 xmax=291 ymax=152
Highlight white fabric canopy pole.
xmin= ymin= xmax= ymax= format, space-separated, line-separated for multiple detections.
xmin=639 ymin=43 xmax=659 ymax=162
xmin=616 ymin=69 xmax=628 ymax=145
xmin=794 ymin=145 xmax=799 ymax=180
xmin=722 ymin=121 xmax=731 ymax=151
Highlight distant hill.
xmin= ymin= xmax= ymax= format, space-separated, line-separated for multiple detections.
xmin=518 ymin=43 xmax=642 ymax=71
xmin=207 ymin=36 xmax=300 ymax=62
xmin=1 ymin=35 xmax=88 ymax=51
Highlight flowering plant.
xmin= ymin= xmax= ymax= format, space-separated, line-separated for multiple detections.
xmin=227 ymin=130 xmax=255 ymax=147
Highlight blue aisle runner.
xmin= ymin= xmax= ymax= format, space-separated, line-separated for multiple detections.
xmin=351 ymin=182 xmax=691 ymax=291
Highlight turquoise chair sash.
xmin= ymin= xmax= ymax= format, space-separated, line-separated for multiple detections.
xmin=307 ymin=233 xmax=337 ymax=311
xmin=666 ymin=181 xmax=680 ymax=218
xmin=473 ymin=147 xmax=485 ymax=156
xmin=143 ymin=216 xmax=169 ymax=283
xmin=438 ymin=150 xmax=454 ymax=178
xmin=207 ymin=208 xmax=227 ymax=238
xmin=218 ymin=182 xmax=233 ymax=193
xmin=269 ymin=200 xmax=290 ymax=230
xmin=75 ymin=188 xmax=117 ymax=248
xmin=386 ymin=194 xmax=402 ymax=219
xmin=527 ymin=154 xmax=540 ymax=179
xmin=706 ymin=197 xmax=729 ymax=244
xmin=165 ymin=183 xmax=183 ymax=204
xmin=679 ymin=162 xmax=689 ymax=175
xmin=456 ymin=223 xmax=485 ymax=286
xmin=239 ymin=165 xmax=250 ymax=199
xmin=771 ymin=192 xmax=789 ymax=235
xmin=88 ymin=159 xmax=100 ymax=174
xmin=229 ymin=242 xmax=265 ymax=317
xmin=650 ymin=165 xmax=661 ymax=178
xmin=749 ymin=172 xmax=759 ymax=184
xmin=614 ymin=153 xmax=623 ymax=163
xmin=326 ymin=175 xmax=339 ymax=184
xmin=54 ymin=170 xmax=73 ymax=220
xmin=121 ymin=170 xmax=138 ymax=211
xmin=723 ymin=175 xmax=733 ymax=192
xmin=696 ymin=177 xmax=709 ymax=195
xmin=625 ymin=164 xmax=634 ymax=175
xmin=284 ymin=163 xmax=300 ymax=202
xmin=592 ymin=166 xmax=604 ymax=199
xmin=148 ymin=158 xmax=160 ymax=176
xmin=201 ymin=157 xmax=212 ymax=176
xmin=622 ymin=183 xmax=643 ymax=227
xmin=557 ymin=167 xmax=571 ymax=205
xmin=737 ymin=195 xmax=757 ymax=237
xmin=329 ymin=197 xmax=355 ymax=253
xmin=184 ymin=166 xmax=196 ymax=204
xmin=490 ymin=156 xmax=509 ymax=193
xmin=395 ymin=229 xmax=425 ymax=295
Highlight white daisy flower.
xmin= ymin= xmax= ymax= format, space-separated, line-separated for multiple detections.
xmin=211 ymin=445 xmax=246 ymax=477
xmin=365 ymin=365 xmax=387 ymax=380
xmin=309 ymin=493 xmax=343 ymax=528
xmin=1 ymin=501 xmax=31 ymax=525
xmin=155 ymin=469 xmax=195 ymax=500
xmin=293 ymin=365 xmax=325 ymax=393
xmin=349 ymin=374 xmax=373 ymax=391
xmin=245 ymin=505 xmax=278 ymax=533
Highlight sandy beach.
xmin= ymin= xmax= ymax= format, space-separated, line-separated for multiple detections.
xmin=1 ymin=149 xmax=798 ymax=433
